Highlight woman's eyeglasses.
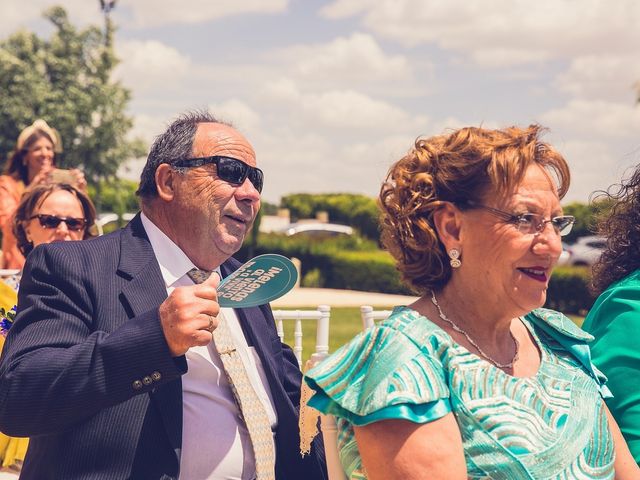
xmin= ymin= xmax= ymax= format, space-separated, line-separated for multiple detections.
xmin=170 ymin=156 xmax=264 ymax=193
xmin=464 ymin=203 xmax=575 ymax=236
xmin=30 ymin=214 xmax=87 ymax=232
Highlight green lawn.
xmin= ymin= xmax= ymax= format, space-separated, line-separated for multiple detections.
xmin=277 ymin=307 xmax=585 ymax=364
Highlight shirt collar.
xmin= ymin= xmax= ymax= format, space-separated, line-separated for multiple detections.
xmin=140 ymin=212 xmax=192 ymax=287
xmin=140 ymin=212 xmax=223 ymax=287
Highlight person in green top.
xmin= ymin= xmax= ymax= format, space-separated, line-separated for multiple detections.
xmin=583 ymin=165 xmax=640 ymax=464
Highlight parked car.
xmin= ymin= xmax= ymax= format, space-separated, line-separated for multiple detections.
xmin=279 ymin=222 xmax=353 ymax=238
xmin=566 ymin=235 xmax=606 ymax=266
xmin=557 ymin=242 xmax=572 ymax=266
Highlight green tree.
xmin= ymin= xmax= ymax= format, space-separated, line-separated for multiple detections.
xmin=0 ymin=5 xmax=145 ymax=189
xmin=88 ymin=178 xmax=139 ymax=214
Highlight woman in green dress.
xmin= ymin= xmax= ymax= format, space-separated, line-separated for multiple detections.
xmin=583 ymin=166 xmax=640 ymax=464
xmin=305 ymin=125 xmax=639 ymax=479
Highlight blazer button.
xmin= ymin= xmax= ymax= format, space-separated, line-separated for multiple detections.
xmin=142 ymin=376 xmax=152 ymax=386
xmin=132 ymin=380 xmax=143 ymax=390
xmin=151 ymin=371 xmax=162 ymax=381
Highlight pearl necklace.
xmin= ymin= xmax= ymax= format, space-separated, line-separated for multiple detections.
xmin=430 ymin=290 xmax=520 ymax=369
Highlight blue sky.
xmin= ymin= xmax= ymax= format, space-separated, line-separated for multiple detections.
xmin=3 ymin=0 xmax=640 ymax=205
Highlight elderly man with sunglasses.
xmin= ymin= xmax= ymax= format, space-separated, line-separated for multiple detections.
xmin=0 ymin=111 xmax=327 ymax=480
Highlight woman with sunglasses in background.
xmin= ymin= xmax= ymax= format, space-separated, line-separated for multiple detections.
xmin=305 ymin=125 xmax=639 ymax=478
xmin=0 ymin=120 xmax=87 ymax=269
xmin=14 ymin=183 xmax=96 ymax=268
xmin=0 ymin=182 xmax=96 ymax=476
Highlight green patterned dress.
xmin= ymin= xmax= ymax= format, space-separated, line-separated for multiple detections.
xmin=305 ymin=307 xmax=615 ymax=479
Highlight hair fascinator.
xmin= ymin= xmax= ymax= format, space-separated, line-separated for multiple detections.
xmin=16 ymin=119 xmax=63 ymax=153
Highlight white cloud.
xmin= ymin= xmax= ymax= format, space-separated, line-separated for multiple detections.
xmin=0 ymin=0 xmax=102 ymax=36
xmin=209 ymin=99 xmax=262 ymax=133
xmin=125 ymin=0 xmax=288 ymax=28
xmin=0 ymin=4 xmax=46 ymax=36
xmin=556 ymin=54 xmax=640 ymax=102
xmin=540 ymin=99 xmax=640 ymax=138
xmin=559 ymin=139 xmax=627 ymax=202
xmin=320 ymin=0 xmax=376 ymax=19
xmin=320 ymin=0 xmax=640 ymax=67
xmin=113 ymin=40 xmax=192 ymax=93
xmin=251 ymin=126 xmax=412 ymax=202
xmin=0 ymin=0 xmax=290 ymax=33
xmin=279 ymin=32 xmax=412 ymax=81
xmin=266 ymin=32 xmax=429 ymax=98
xmin=304 ymin=90 xmax=428 ymax=130
xmin=263 ymin=79 xmax=428 ymax=132
xmin=128 ymin=113 xmax=168 ymax=145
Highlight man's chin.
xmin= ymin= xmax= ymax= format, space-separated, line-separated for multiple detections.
xmin=215 ymin=235 xmax=246 ymax=257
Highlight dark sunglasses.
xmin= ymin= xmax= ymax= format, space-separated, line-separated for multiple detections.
xmin=30 ymin=214 xmax=87 ymax=232
xmin=171 ymin=156 xmax=264 ymax=193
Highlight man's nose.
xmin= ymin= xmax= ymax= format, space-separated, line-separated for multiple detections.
xmin=235 ymin=177 xmax=261 ymax=201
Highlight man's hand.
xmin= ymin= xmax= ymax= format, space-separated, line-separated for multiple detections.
xmin=158 ymin=272 xmax=221 ymax=357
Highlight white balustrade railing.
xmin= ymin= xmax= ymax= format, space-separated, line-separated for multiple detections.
xmin=272 ymin=305 xmax=331 ymax=368
xmin=359 ymin=305 xmax=393 ymax=330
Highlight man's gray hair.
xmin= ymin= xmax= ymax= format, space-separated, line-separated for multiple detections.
xmin=136 ymin=110 xmax=231 ymax=199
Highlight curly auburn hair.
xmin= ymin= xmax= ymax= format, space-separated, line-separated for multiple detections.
xmin=591 ymin=166 xmax=640 ymax=294
xmin=379 ymin=124 xmax=570 ymax=294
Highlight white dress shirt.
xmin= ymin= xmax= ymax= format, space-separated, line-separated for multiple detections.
xmin=140 ymin=213 xmax=277 ymax=480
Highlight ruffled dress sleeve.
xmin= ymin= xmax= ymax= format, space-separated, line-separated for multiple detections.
xmin=528 ymin=307 xmax=612 ymax=398
xmin=305 ymin=308 xmax=452 ymax=426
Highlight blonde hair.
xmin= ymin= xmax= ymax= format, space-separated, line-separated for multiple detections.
xmin=379 ymin=124 xmax=570 ymax=294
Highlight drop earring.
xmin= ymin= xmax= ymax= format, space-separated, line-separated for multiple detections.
xmin=448 ymin=248 xmax=461 ymax=268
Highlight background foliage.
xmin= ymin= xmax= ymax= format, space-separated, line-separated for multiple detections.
xmin=562 ymin=199 xmax=612 ymax=242
xmin=0 ymin=6 xmax=145 ymax=196
xmin=281 ymin=193 xmax=379 ymax=240
xmin=544 ymin=266 xmax=594 ymax=315
xmin=87 ymin=178 xmax=139 ymax=216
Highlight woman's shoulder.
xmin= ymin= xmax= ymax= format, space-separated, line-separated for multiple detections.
xmin=595 ymin=270 xmax=640 ymax=302
xmin=313 ymin=305 xmax=449 ymax=371
xmin=305 ymin=306 xmax=452 ymax=423
xmin=0 ymin=175 xmax=22 ymax=192
xmin=584 ymin=269 xmax=640 ymax=330
xmin=528 ymin=308 xmax=611 ymax=397
xmin=526 ymin=308 xmax=593 ymax=342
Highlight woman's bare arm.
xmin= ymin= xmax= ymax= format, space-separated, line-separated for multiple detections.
xmin=353 ymin=412 xmax=466 ymax=480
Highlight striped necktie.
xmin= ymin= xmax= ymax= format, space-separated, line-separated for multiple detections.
xmin=187 ymin=268 xmax=276 ymax=480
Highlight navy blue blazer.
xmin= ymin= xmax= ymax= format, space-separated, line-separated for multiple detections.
xmin=0 ymin=215 xmax=326 ymax=479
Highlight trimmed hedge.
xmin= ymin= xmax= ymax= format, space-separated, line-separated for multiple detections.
xmin=236 ymin=233 xmax=412 ymax=294
xmin=321 ymin=250 xmax=411 ymax=294
xmin=238 ymin=234 xmax=595 ymax=312
xmin=545 ymin=266 xmax=594 ymax=315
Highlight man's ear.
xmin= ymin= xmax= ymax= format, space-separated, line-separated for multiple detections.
xmin=155 ymin=164 xmax=176 ymax=202
xmin=432 ymin=202 xmax=463 ymax=250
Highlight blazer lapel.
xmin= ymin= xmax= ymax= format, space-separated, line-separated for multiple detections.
xmin=117 ymin=215 xmax=167 ymax=315
xmin=117 ymin=215 xmax=183 ymax=461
